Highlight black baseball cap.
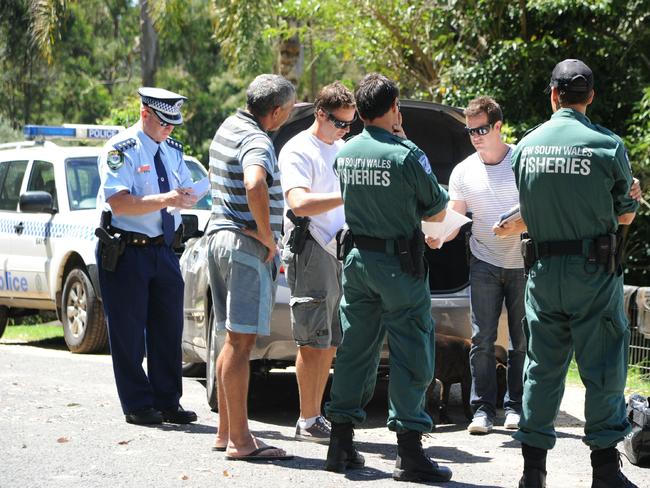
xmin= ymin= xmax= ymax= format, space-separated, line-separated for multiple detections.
xmin=548 ymin=59 xmax=594 ymax=93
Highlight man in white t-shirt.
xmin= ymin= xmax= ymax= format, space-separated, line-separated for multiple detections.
xmin=428 ymin=96 xmax=527 ymax=435
xmin=279 ymin=81 xmax=356 ymax=443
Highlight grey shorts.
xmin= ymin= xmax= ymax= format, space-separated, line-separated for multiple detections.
xmin=207 ymin=230 xmax=278 ymax=336
xmin=281 ymin=238 xmax=343 ymax=349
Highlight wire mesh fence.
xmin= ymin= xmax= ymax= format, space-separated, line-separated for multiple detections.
xmin=626 ymin=286 xmax=650 ymax=378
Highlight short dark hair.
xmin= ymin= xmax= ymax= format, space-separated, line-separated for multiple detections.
xmin=558 ymin=89 xmax=592 ymax=107
xmin=314 ymin=81 xmax=355 ymax=114
xmin=354 ymin=73 xmax=399 ymax=121
xmin=464 ymin=96 xmax=503 ymax=125
xmin=246 ymin=74 xmax=295 ymax=117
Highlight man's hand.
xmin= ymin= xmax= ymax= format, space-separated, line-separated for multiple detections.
xmin=425 ymin=235 xmax=441 ymax=249
xmin=493 ymin=218 xmax=526 ymax=238
xmin=392 ymin=112 xmax=406 ymax=139
xmin=242 ymin=228 xmax=277 ymax=263
xmin=166 ymin=187 xmax=197 ymax=209
xmin=630 ymin=177 xmax=642 ymax=202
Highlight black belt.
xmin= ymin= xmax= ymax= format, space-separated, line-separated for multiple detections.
xmin=109 ymin=226 xmax=180 ymax=247
xmin=536 ymin=239 xmax=587 ymax=258
xmin=352 ymin=235 xmax=397 ymax=255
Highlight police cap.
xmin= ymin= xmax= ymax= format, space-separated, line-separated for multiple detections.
xmin=138 ymin=87 xmax=187 ymax=126
xmin=549 ymin=59 xmax=594 ymax=93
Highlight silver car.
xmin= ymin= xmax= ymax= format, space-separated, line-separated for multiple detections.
xmin=180 ymin=101 xmax=510 ymax=410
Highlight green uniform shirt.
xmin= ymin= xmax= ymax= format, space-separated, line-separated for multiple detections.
xmin=335 ymin=126 xmax=448 ymax=239
xmin=512 ymin=108 xmax=638 ymax=242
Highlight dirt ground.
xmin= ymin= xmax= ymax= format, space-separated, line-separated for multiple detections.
xmin=1 ymin=342 xmax=649 ymax=488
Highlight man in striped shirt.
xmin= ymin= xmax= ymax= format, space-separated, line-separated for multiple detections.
xmin=206 ymin=74 xmax=295 ymax=461
xmin=428 ymin=96 xmax=527 ymax=435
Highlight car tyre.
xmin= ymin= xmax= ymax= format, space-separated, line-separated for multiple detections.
xmin=182 ymin=361 xmax=206 ymax=377
xmin=62 ymin=268 xmax=107 ymax=353
xmin=0 ymin=306 xmax=8 ymax=339
xmin=206 ymin=307 xmax=219 ymax=412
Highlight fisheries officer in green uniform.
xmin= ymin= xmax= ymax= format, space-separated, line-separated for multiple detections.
xmin=512 ymin=59 xmax=639 ymax=488
xmin=324 ymin=73 xmax=452 ymax=484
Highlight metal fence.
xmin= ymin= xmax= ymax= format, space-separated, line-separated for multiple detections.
xmin=626 ymin=286 xmax=650 ymax=378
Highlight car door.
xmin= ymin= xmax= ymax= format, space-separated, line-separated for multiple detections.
xmin=4 ymin=160 xmax=58 ymax=300
xmin=0 ymin=159 xmax=31 ymax=299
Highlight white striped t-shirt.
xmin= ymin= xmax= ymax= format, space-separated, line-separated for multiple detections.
xmin=448 ymin=146 xmax=523 ymax=269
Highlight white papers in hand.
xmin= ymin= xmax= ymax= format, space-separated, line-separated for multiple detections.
xmin=167 ymin=177 xmax=210 ymax=213
xmin=421 ymin=208 xmax=471 ymax=249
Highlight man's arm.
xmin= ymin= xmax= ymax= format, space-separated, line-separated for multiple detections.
xmin=108 ymin=188 xmax=196 ymax=216
xmin=285 ymin=187 xmax=342 ymax=217
xmin=242 ymin=164 xmax=276 ymax=262
xmin=618 ymin=213 xmax=636 ymax=225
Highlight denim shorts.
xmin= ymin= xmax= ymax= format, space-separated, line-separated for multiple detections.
xmin=207 ymin=230 xmax=278 ymax=336
xmin=281 ymin=239 xmax=343 ymax=349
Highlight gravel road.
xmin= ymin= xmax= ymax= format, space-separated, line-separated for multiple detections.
xmin=1 ymin=342 xmax=648 ymax=488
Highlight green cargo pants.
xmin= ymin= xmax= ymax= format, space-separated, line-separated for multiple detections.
xmin=325 ymin=248 xmax=435 ymax=433
xmin=513 ymin=255 xmax=632 ymax=450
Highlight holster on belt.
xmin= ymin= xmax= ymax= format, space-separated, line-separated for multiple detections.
xmin=336 ymin=227 xmax=353 ymax=261
xmin=397 ymin=228 xmax=426 ymax=280
xmin=520 ymin=233 xmax=535 ymax=276
xmin=95 ymin=210 xmax=125 ymax=272
xmin=286 ymin=209 xmax=311 ymax=254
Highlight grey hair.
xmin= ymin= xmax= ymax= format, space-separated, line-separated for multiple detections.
xmin=246 ymin=74 xmax=295 ymax=117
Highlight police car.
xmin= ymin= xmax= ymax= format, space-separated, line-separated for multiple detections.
xmin=0 ymin=125 xmax=210 ymax=350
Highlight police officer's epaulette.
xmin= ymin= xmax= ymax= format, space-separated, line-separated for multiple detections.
xmin=112 ymin=138 xmax=136 ymax=153
xmin=166 ymin=137 xmax=184 ymax=152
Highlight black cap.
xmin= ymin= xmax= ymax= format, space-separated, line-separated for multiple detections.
xmin=549 ymin=59 xmax=594 ymax=93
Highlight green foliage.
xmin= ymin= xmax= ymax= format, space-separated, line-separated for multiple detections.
xmin=0 ymin=117 xmax=22 ymax=143
xmin=623 ymin=86 xmax=650 ymax=284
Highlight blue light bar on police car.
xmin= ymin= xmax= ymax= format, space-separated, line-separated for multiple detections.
xmin=23 ymin=124 xmax=125 ymax=141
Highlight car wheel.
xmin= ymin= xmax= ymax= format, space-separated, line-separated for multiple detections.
xmin=61 ymin=268 xmax=108 ymax=353
xmin=206 ymin=307 xmax=219 ymax=412
xmin=0 ymin=306 xmax=8 ymax=339
xmin=182 ymin=361 xmax=206 ymax=377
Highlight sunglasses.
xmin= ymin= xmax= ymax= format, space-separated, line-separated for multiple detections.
xmin=465 ymin=123 xmax=492 ymax=137
xmin=147 ymin=108 xmax=171 ymax=128
xmin=324 ymin=110 xmax=356 ymax=129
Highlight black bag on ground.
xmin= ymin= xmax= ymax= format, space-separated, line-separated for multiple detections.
xmin=623 ymin=393 xmax=650 ymax=467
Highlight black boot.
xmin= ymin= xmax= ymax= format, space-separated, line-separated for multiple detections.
xmin=324 ymin=422 xmax=365 ymax=473
xmin=393 ymin=430 xmax=452 ymax=483
xmin=591 ymin=448 xmax=638 ymax=488
xmin=518 ymin=444 xmax=547 ymax=488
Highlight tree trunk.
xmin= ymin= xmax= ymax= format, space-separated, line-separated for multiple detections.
xmin=140 ymin=0 xmax=158 ymax=87
xmin=277 ymin=19 xmax=303 ymax=86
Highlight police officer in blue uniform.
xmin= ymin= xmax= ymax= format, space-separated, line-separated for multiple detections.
xmin=97 ymin=87 xmax=198 ymax=425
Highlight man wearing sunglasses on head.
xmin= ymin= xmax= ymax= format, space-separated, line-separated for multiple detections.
xmin=427 ymin=96 xmax=528 ymax=438
xmin=278 ymin=81 xmax=356 ymax=444
xmin=96 ymin=87 xmax=198 ymax=425
xmin=324 ymin=73 xmax=451 ymax=483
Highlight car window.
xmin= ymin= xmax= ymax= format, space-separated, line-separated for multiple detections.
xmin=184 ymin=159 xmax=211 ymax=210
xmin=0 ymin=160 xmax=28 ymax=211
xmin=27 ymin=160 xmax=58 ymax=211
xmin=65 ymin=157 xmax=100 ymax=210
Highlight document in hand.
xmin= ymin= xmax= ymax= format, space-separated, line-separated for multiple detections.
xmin=497 ymin=204 xmax=521 ymax=226
xmin=421 ymin=208 xmax=472 ymax=249
xmin=167 ymin=176 xmax=210 ymax=213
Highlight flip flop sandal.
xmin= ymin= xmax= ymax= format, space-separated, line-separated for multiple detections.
xmin=211 ymin=446 xmax=226 ymax=452
xmin=225 ymin=446 xmax=294 ymax=461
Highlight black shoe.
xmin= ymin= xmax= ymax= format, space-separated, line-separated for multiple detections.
xmin=160 ymin=405 xmax=197 ymax=424
xmin=393 ymin=430 xmax=452 ymax=483
xmin=592 ymin=454 xmax=638 ymax=488
xmin=125 ymin=407 xmax=163 ymax=425
xmin=325 ymin=422 xmax=365 ymax=473
xmin=518 ymin=467 xmax=547 ymax=488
